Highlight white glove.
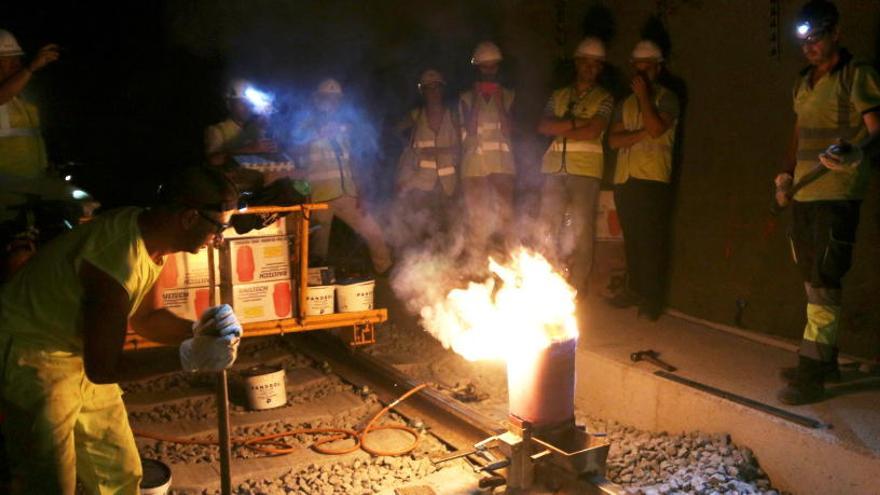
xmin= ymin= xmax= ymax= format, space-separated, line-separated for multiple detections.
xmin=774 ymin=172 xmax=793 ymax=207
xmin=819 ymin=140 xmax=863 ymax=171
xmin=193 ymin=304 xmax=242 ymax=339
xmin=180 ymin=335 xmax=239 ymax=372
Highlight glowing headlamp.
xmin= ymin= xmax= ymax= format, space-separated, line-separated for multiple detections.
xmin=243 ymin=87 xmax=274 ymax=115
xmin=796 ymin=22 xmax=811 ymax=38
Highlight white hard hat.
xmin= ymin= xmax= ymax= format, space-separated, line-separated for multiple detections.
xmin=471 ymin=41 xmax=503 ymax=65
xmin=631 ymin=40 xmax=664 ymax=62
xmin=316 ymin=78 xmax=343 ymax=95
xmin=573 ymin=37 xmax=606 ymax=60
xmin=418 ymin=69 xmax=445 ymax=88
xmin=0 ymin=29 xmax=24 ymax=57
xmin=226 ymin=79 xmax=252 ymax=99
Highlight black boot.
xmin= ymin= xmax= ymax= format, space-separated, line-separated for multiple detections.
xmin=780 ymin=348 xmax=840 ymax=383
xmin=778 ymin=356 xmax=825 ymax=405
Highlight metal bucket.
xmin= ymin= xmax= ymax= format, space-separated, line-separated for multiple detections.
xmin=140 ymin=458 xmax=172 ymax=495
xmin=305 ymin=284 xmax=335 ymax=315
xmin=335 ymin=279 xmax=375 ymax=312
xmin=242 ymin=365 xmax=287 ymax=410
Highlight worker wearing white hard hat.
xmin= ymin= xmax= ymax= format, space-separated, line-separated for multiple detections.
xmin=606 ymin=39 xmax=680 ymax=320
xmin=391 ymin=68 xmax=461 ymax=248
xmin=0 ymin=29 xmax=59 ymax=180
xmin=204 ymin=78 xmax=278 ymax=191
xmin=0 ymin=166 xmax=243 ymax=494
xmin=537 ymin=36 xmax=613 ymax=296
xmin=460 ymin=41 xmax=516 ymax=255
xmin=293 ymin=77 xmax=392 ymax=274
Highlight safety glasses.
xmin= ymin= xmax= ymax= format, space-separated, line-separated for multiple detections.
xmin=196 ymin=210 xmax=231 ymax=235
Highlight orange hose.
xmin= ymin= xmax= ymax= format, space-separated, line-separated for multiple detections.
xmin=134 ymin=383 xmax=428 ymax=458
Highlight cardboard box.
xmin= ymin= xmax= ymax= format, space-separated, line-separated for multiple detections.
xmin=223 ymin=217 xmax=287 ymax=239
xmin=161 ymin=286 xmax=221 ymax=321
xmin=158 ymin=249 xmax=220 ymax=289
xmin=225 ymin=235 xmax=291 ymax=285
xmin=231 ymin=280 xmax=293 ymax=323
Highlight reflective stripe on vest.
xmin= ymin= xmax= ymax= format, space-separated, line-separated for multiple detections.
xmin=0 ymin=127 xmax=39 ymax=138
xmin=414 ymin=140 xmax=434 ymax=148
xmin=548 ymin=141 xmax=602 ymax=153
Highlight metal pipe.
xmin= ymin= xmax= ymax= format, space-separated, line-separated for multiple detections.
xmin=207 ymin=246 xmax=233 ymax=494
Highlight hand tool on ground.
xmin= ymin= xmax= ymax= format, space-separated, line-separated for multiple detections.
xmin=207 ymin=246 xmax=233 ymax=495
xmin=630 ymin=349 xmax=677 ymax=372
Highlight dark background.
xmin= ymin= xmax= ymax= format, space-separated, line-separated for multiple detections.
xmin=5 ymin=0 xmax=880 ymax=358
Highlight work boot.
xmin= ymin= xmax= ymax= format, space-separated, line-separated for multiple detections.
xmin=779 ymin=348 xmax=840 ymax=383
xmin=777 ymin=356 xmax=825 ymax=405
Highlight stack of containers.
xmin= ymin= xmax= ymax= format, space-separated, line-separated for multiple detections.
xmin=305 ymin=266 xmax=335 ymax=316
xmin=156 ymin=249 xmax=220 ymax=320
xmin=222 ymin=218 xmax=294 ymax=324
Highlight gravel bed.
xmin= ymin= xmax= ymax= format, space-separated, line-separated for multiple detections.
xmin=176 ymin=454 xmax=455 ymax=495
xmin=578 ymin=416 xmax=784 ymax=495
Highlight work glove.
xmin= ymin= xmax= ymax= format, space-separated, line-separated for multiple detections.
xmin=774 ymin=172 xmax=793 ymax=208
xmin=179 ymin=334 xmax=239 ymax=372
xmin=193 ymin=304 xmax=243 ymax=339
xmin=819 ymin=140 xmax=863 ymax=171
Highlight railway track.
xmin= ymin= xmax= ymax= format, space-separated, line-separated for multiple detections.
xmin=124 ymin=333 xmax=511 ymax=494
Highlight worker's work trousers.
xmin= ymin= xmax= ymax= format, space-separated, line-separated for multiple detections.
xmin=789 ymin=200 xmax=861 ymax=362
xmin=462 ymin=174 xmax=515 ymax=256
xmin=539 ymin=174 xmax=601 ymax=291
xmin=310 ymin=195 xmax=393 ymax=274
xmin=390 ymin=186 xmax=454 ymax=252
xmin=0 ymin=336 xmax=142 ymax=495
xmin=614 ymin=179 xmax=671 ymax=309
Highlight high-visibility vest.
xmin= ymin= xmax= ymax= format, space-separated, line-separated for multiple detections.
xmin=459 ymin=88 xmax=515 ymax=178
xmin=613 ymin=86 xmax=677 ymax=184
xmin=301 ymin=126 xmax=358 ymax=202
xmin=398 ymin=107 xmax=459 ymax=195
xmin=0 ymin=97 xmax=47 ymax=179
xmin=792 ymin=52 xmax=876 ymax=201
xmin=541 ymin=85 xmax=611 ymax=179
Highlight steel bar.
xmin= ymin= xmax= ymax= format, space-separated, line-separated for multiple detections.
xmin=654 ymin=371 xmax=830 ymax=429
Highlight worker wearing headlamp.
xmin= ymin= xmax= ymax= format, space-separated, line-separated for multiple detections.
xmin=776 ymin=0 xmax=880 ymax=404
xmin=205 ymin=79 xmax=278 ymax=191
xmin=0 ymin=166 xmax=244 ymax=493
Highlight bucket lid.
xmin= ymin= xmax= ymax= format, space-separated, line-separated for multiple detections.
xmin=242 ymin=364 xmax=284 ymax=377
xmin=141 ymin=458 xmax=172 ymax=488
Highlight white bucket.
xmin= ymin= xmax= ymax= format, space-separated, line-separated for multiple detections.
xmin=305 ymin=285 xmax=335 ymax=315
xmin=140 ymin=458 xmax=172 ymax=495
xmin=242 ymin=365 xmax=287 ymax=410
xmin=336 ymin=279 xmax=375 ymax=313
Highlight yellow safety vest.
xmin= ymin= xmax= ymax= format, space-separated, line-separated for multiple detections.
xmin=0 ymin=97 xmax=48 ymax=179
xmin=541 ymin=86 xmax=610 ymax=179
xmin=302 ymin=126 xmax=358 ymax=202
xmin=459 ymin=89 xmax=515 ymax=177
xmin=613 ymin=86 xmax=677 ymax=184
xmin=397 ymin=107 xmax=459 ymax=195
xmin=792 ymin=53 xmax=878 ymax=201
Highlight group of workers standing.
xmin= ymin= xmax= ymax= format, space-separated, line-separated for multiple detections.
xmin=0 ymin=0 xmax=877 ymax=492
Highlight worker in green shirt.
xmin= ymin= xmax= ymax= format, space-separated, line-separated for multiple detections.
xmin=0 ymin=166 xmax=244 ymax=493
xmin=775 ymin=0 xmax=880 ymax=405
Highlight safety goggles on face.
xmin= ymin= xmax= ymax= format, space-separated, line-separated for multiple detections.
xmin=196 ymin=210 xmax=231 ymax=235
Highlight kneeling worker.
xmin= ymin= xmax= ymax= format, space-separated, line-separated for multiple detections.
xmin=0 ymin=166 xmax=244 ymax=494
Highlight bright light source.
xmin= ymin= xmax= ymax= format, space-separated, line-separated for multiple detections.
xmin=64 ymin=174 xmax=72 ymax=181
xmin=72 ymin=189 xmax=89 ymax=200
xmin=796 ymin=23 xmax=811 ymax=37
xmin=244 ymin=87 xmax=273 ymax=114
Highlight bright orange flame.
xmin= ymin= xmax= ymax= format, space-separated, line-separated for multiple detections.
xmin=419 ymin=248 xmax=579 ymax=362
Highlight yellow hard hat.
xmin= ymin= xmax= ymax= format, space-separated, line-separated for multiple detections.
xmin=316 ymin=78 xmax=343 ymax=95
xmin=574 ymin=37 xmax=606 ymax=60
